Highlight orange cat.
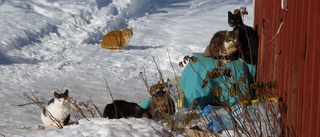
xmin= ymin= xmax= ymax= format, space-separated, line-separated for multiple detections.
xmin=101 ymin=28 xmax=133 ymax=50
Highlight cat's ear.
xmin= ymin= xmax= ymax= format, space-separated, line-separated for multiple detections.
xmin=54 ymin=92 xmax=59 ymax=98
xmin=228 ymin=11 xmax=232 ymax=16
xmin=64 ymin=90 xmax=69 ymax=96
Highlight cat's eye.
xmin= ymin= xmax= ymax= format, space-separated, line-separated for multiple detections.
xmin=230 ymin=20 xmax=234 ymax=22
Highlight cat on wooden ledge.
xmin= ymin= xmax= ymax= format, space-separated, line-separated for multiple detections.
xmin=41 ymin=90 xmax=71 ymax=128
xmin=101 ymin=28 xmax=133 ymax=50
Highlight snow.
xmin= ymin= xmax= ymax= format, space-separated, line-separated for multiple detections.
xmin=0 ymin=0 xmax=253 ymax=136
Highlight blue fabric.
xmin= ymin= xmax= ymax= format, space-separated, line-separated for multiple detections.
xmin=180 ymin=53 xmax=256 ymax=109
xmin=140 ymin=97 xmax=152 ymax=109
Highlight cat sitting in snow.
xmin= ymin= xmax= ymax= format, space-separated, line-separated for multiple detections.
xmin=101 ymin=28 xmax=133 ymax=50
xmin=41 ymin=90 xmax=71 ymax=128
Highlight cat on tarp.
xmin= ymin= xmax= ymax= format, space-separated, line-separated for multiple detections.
xmin=41 ymin=90 xmax=71 ymax=128
xmin=228 ymin=10 xmax=259 ymax=64
xmin=203 ymin=30 xmax=240 ymax=60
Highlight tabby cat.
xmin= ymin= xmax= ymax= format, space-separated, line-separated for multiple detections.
xmin=101 ymin=28 xmax=133 ymax=50
xmin=228 ymin=11 xmax=258 ymax=64
xmin=204 ymin=30 xmax=240 ymax=60
xmin=148 ymin=84 xmax=176 ymax=121
xmin=41 ymin=90 xmax=71 ymax=128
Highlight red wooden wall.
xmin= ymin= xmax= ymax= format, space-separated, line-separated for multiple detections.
xmin=254 ymin=0 xmax=320 ymax=136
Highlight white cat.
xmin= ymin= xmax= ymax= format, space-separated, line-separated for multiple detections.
xmin=41 ymin=90 xmax=71 ymax=128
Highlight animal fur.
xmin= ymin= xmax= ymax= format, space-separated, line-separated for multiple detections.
xmin=102 ymin=84 xmax=175 ymax=121
xmin=101 ymin=28 xmax=133 ymax=50
xmin=102 ymin=100 xmax=151 ymax=119
xmin=41 ymin=90 xmax=71 ymax=128
xmin=204 ymin=30 xmax=240 ymax=60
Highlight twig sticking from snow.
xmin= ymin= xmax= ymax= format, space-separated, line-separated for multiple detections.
xmin=103 ymin=78 xmax=115 ymax=102
xmin=0 ymin=125 xmax=32 ymax=130
xmin=139 ymin=66 xmax=150 ymax=93
xmin=167 ymin=49 xmax=177 ymax=78
xmin=15 ymin=102 xmax=45 ymax=106
xmin=67 ymin=97 xmax=89 ymax=121
xmin=92 ymin=104 xmax=103 ymax=117
xmin=103 ymin=78 xmax=118 ymax=118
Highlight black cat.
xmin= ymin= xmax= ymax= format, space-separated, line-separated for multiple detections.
xmin=228 ymin=11 xmax=259 ymax=65
xmin=103 ymin=100 xmax=152 ymax=119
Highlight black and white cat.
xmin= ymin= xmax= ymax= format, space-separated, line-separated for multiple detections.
xmin=41 ymin=90 xmax=71 ymax=128
xmin=103 ymin=100 xmax=152 ymax=119
xmin=228 ymin=11 xmax=259 ymax=64
xmin=204 ymin=30 xmax=240 ymax=60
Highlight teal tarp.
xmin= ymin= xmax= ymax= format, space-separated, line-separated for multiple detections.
xmin=180 ymin=53 xmax=256 ymax=109
xmin=141 ymin=97 xmax=151 ymax=109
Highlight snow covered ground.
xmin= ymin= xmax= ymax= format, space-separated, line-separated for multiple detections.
xmin=0 ymin=0 xmax=253 ymax=136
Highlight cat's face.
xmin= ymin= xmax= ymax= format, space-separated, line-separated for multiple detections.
xmin=223 ymin=30 xmax=239 ymax=56
xmin=122 ymin=28 xmax=133 ymax=38
xmin=53 ymin=90 xmax=69 ymax=106
xmin=224 ymin=30 xmax=239 ymax=46
xmin=228 ymin=11 xmax=243 ymax=27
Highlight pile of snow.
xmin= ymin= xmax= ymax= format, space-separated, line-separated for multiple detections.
xmin=0 ymin=0 xmax=253 ymax=136
xmin=33 ymin=118 xmax=171 ymax=137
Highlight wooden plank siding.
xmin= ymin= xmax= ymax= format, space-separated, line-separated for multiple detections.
xmin=254 ymin=0 xmax=320 ymax=136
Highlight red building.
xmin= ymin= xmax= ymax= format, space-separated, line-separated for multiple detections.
xmin=254 ymin=0 xmax=320 ymax=136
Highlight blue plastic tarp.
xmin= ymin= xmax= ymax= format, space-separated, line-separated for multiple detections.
xmin=180 ymin=53 xmax=256 ymax=109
